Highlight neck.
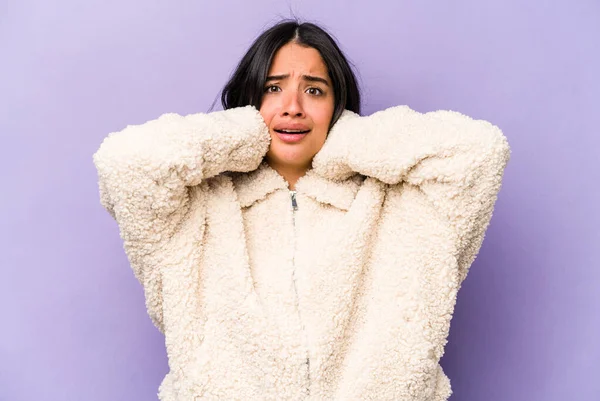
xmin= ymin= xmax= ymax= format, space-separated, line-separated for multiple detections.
xmin=266 ymin=160 xmax=310 ymax=190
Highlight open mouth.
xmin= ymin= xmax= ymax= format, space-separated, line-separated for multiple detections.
xmin=274 ymin=129 xmax=310 ymax=134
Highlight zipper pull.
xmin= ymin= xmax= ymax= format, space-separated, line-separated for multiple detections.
xmin=290 ymin=190 xmax=298 ymax=211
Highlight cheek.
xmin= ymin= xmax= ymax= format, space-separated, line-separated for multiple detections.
xmin=259 ymin=109 xmax=271 ymax=127
xmin=259 ymin=99 xmax=277 ymax=127
xmin=310 ymin=105 xmax=334 ymax=131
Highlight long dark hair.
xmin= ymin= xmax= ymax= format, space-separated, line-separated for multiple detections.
xmin=219 ymin=19 xmax=361 ymax=129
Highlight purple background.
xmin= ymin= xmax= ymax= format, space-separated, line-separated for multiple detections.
xmin=2 ymin=1 xmax=599 ymax=400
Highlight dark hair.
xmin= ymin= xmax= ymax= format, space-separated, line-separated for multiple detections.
xmin=219 ymin=19 xmax=361 ymax=129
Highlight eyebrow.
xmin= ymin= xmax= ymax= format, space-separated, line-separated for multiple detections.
xmin=265 ymin=74 xmax=330 ymax=87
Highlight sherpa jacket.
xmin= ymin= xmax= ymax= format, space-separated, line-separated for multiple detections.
xmin=93 ymin=104 xmax=510 ymax=400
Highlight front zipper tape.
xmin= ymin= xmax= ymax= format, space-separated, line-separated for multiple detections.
xmin=290 ymin=190 xmax=310 ymax=395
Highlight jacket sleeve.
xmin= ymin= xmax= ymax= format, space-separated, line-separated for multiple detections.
xmin=312 ymin=105 xmax=510 ymax=283
xmin=92 ymin=105 xmax=270 ymax=330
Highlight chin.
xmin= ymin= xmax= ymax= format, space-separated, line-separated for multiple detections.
xmin=267 ymin=151 xmax=314 ymax=169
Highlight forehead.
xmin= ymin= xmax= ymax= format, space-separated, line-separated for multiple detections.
xmin=268 ymin=42 xmax=328 ymax=76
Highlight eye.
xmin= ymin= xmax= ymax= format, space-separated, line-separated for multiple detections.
xmin=264 ymin=85 xmax=280 ymax=93
xmin=306 ymin=87 xmax=324 ymax=96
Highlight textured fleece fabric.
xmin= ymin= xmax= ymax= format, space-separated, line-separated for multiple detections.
xmin=93 ymin=105 xmax=510 ymax=400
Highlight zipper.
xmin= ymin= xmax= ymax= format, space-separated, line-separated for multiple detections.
xmin=290 ymin=190 xmax=311 ymax=396
xmin=291 ymin=190 xmax=298 ymax=212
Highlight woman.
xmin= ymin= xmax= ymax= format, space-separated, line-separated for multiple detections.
xmin=93 ymin=20 xmax=510 ymax=401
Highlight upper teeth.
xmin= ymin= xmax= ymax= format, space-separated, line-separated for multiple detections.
xmin=280 ymin=129 xmax=306 ymax=133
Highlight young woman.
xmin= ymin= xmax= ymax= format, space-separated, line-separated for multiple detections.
xmin=93 ymin=20 xmax=510 ymax=401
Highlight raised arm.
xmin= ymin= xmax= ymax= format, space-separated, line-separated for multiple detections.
xmin=312 ymin=105 xmax=511 ymax=283
xmin=92 ymin=105 xmax=270 ymax=329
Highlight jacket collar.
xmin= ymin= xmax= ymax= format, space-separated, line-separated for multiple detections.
xmin=231 ymin=161 xmax=363 ymax=211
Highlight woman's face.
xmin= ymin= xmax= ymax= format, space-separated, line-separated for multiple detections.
xmin=260 ymin=42 xmax=335 ymax=171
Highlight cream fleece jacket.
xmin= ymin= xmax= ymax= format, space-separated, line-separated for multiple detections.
xmin=93 ymin=105 xmax=510 ymax=400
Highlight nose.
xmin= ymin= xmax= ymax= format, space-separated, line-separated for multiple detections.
xmin=280 ymin=90 xmax=304 ymax=117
